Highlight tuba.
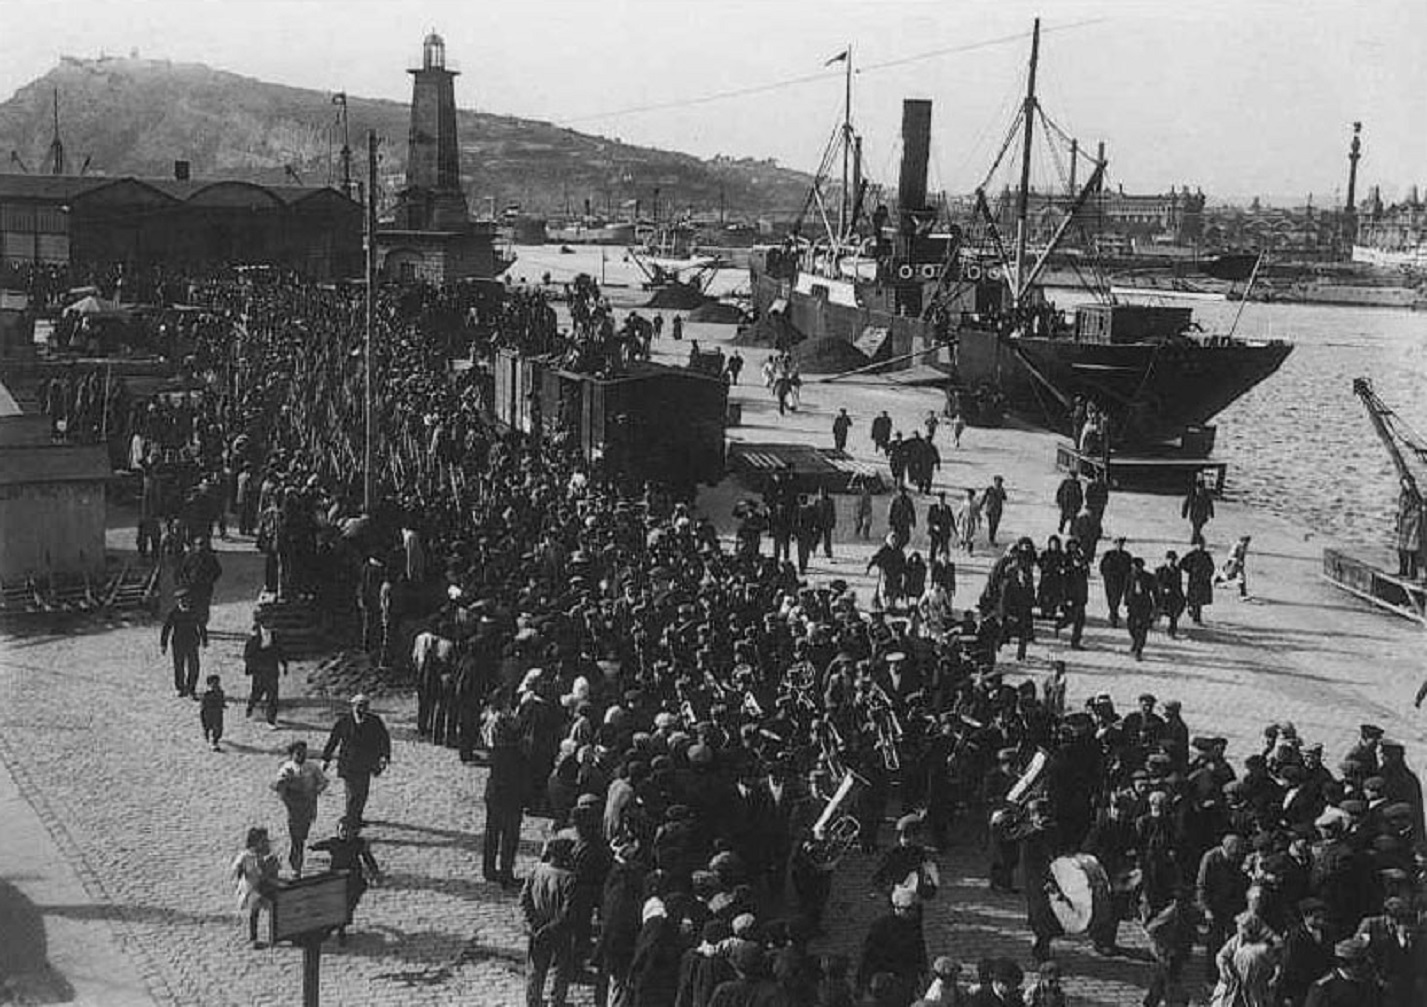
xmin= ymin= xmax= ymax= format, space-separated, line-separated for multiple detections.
xmin=989 ymin=747 xmax=1050 ymax=842
xmin=805 ymin=768 xmax=868 ymax=870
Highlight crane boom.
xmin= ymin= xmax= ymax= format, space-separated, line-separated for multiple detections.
xmin=1353 ymin=377 xmax=1420 ymax=488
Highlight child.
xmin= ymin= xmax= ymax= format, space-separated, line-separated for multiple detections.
xmin=201 ymin=674 xmax=226 ymax=751
xmin=272 ymin=740 xmax=328 ymax=877
xmin=310 ymin=819 xmax=381 ymax=944
xmin=1021 ymin=960 xmax=1066 ymax=1007
xmin=231 ymin=827 xmax=280 ymax=948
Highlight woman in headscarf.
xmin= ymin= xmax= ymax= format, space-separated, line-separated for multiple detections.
xmin=1207 ymin=912 xmax=1279 ymax=1007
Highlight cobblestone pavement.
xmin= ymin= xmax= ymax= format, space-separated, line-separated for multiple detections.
xmin=2 ymin=321 xmax=1424 ymax=1006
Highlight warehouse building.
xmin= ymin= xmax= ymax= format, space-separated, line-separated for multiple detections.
xmin=0 ymin=173 xmax=362 ymax=278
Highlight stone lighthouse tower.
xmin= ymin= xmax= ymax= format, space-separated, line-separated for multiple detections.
xmin=395 ymin=32 xmax=469 ymax=230
xmin=380 ymin=31 xmax=513 ymax=283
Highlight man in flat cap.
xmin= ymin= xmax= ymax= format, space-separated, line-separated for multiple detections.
xmin=1346 ymin=724 xmax=1385 ymax=777
xmin=1279 ymin=897 xmax=1335 ymax=1007
xmin=1303 ymin=936 xmax=1377 ymax=1007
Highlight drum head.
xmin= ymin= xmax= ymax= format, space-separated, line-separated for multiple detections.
xmin=1049 ymin=854 xmax=1109 ymax=935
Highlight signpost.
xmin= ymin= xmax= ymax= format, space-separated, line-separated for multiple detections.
xmin=268 ymin=871 xmax=351 ymax=1007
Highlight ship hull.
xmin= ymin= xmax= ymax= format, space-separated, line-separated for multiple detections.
xmin=752 ymin=270 xmax=1292 ymax=448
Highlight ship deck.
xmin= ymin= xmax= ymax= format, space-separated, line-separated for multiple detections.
xmin=1055 ymin=441 xmax=1227 ymax=495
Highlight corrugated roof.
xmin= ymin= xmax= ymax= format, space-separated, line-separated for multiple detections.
xmin=0 ymin=172 xmax=355 ymax=208
xmin=0 ymin=174 xmax=109 ymax=201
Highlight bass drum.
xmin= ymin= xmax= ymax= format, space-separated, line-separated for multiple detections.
xmin=1048 ymin=853 xmax=1111 ymax=935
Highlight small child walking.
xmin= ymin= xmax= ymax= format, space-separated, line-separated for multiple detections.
xmin=310 ymin=820 xmax=382 ymax=944
xmin=231 ymin=826 xmax=280 ymax=948
xmin=201 ymin=674 xmax=226 ymax=752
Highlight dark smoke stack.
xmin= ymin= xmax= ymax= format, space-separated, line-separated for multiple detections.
xmin=174 ymin=160 xmax=190 ymax=181
xmin=897 ymin=99 xmax=933 ymax=230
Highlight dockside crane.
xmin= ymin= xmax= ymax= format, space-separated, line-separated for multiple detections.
xmin=1352 ymin=377 xmax=1427 ymax=488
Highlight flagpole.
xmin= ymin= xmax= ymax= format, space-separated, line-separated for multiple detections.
xmin=364 ymin=129 xmax=376 ymax=513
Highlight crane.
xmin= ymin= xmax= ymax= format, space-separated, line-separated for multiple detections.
xmin=1352 ymin=377 xmax=1427 ymax=490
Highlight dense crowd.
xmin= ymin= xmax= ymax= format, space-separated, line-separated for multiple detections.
xmin=97 ymin=268 xmax=1427 ymax=1007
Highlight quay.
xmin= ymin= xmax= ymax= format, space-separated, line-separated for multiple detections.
xmin=0 ymin=294 xmax=1423 ymax=1007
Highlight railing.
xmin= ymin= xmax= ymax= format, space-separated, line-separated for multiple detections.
xmin=1322 ymin=548 xmax=1426 ymax=625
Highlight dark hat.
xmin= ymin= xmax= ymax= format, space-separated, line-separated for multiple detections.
xmin=1192 ymin=736 xmax=1216 ymax=752
xmin=730 ymin=942 xmax=764 ymax=976
xmin=1360 ymin=724 xmax=1385 ymax=739
xmin=1297 ymin=896 xmax=1328 ymax=915
xmin=1364 ymin=776 xmax=1386 ymax=792
xmin=1164 ymin=700 xmax=1182 ymax=712
xmin=1138 ymin=693 xmax=1157 ymax=704
xmin=992 ymin=958 xmax=1024 ymax=985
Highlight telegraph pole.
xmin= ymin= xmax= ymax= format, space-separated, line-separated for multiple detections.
xmin=364 ymin=130 xmax=377 ymax=513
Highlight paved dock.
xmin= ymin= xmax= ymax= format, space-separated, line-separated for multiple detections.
xmin=0 ymin=313 xmax=1422 ymax=1005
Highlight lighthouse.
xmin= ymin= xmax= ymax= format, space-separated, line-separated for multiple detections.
xmin=379 ymin=32 xmax=513 ymax=283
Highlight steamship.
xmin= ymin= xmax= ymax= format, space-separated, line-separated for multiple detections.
xmin=749 ymin=23 xmax=1292 ymax=453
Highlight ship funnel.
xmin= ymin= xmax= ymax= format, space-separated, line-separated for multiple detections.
xmin=897 ymin=99 xmax=933 ymax=231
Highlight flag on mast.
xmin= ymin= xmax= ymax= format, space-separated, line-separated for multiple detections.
xmin=824 ymin=49 xmax=849 ymax=66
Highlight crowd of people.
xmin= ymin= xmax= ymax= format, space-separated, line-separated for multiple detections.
xmin=39 ymin=260 xmax=1421 ymax=1007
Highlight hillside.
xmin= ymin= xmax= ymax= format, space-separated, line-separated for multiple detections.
xmin=0 ymin=55 xmax=817 ymax=221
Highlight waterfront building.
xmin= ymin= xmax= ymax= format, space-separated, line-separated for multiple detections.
xmin=0 ymin=173 xmax=361 ymax=278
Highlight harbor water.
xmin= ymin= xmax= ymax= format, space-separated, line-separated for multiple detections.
xmin=508 ymin=245 xmax=1427 ymax=550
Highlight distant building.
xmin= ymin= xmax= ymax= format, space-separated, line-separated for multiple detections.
xmin=0 ymin=174 xmax=361 ymax=278
xmin=1353 ymin=187 xmax=1427 ymax=269
xmin=376 ymin=33 xmax=512 ymax=284
xmin=979 ymin=184 xmax=1206 ymax=249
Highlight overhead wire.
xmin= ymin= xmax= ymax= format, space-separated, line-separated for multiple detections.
xmin=554 ymin=19 xmax=1105 ymax=127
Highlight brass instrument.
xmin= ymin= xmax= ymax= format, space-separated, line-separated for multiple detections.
xmin=989 ymin=748 xmax=1049 ymax=841
xmin=805 ymin=768 xmax=867 ymax=869
xmin=816 ymin=719 xmax=847 ymax=780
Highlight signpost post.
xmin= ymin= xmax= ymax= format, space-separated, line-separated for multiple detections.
xmin=268 ymin=871 xmax=351 ymax=1007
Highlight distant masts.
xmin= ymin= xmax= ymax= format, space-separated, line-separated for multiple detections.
xmin=46 ymin=88 xmax=65 ymax=176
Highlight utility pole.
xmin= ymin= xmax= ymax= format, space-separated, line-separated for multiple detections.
xmin=364 ymin=130 xmax=377 ymax=513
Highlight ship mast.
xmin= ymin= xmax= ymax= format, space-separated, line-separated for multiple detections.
xmin=838 ymin=44 xmax=853 ymax=245
xmin=1014 ymin=18 xmax=1040 ymax=302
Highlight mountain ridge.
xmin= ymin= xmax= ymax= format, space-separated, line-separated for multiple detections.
xmin=0 ymin=55 xmax=817 ymax=220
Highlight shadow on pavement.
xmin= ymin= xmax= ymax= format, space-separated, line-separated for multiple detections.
xmin=0 ymin=880 xmax=76 ymax=1004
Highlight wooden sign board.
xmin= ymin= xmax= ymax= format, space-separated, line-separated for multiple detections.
xmin=269 ymin=871 xmax=351 ymax=944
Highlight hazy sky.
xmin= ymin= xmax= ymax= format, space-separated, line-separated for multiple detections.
xmin=2 ymin=0 xmax=1422 ymax=202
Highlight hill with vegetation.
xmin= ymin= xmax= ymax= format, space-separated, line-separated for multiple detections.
xmin=0 ymin=55 xmax=816 ymax=221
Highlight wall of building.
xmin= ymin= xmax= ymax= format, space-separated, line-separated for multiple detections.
xmin=0 ymin=478 xmax=107 ymax=580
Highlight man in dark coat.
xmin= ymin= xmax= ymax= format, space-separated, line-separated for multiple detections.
xmin=1124 ymin=557 xmax=1158 ymax=660
xmin=675 ymin=920 xmax=735 ymax=1007
xmin=1181 ymin=479 xmax=1215 ymax=544
xmin=594 ymin=842 xmax=646 ymax=1007
xmin=1355 ymin=896 xmax=1427 ymax=1007
xmin=927 ymin=491 xmax=956 ymax=564
xmin=832 ymin=407 xmax=852 ymax=451
xmin=1098 ymin=537 xmax=1132 ymax=627
xmin=1059 ymin=539 xmax=1090 ymax=649
xmin=321 ymin=693 xmax=391 ymax=830
xmin=997 ymin=557 xmax=1036 ymax=662
xmin=1280 ymin=897 xmax=1336 ymax=1007
xmin=982 ymin=475 xmax=1008 ymax=546
xmin=243 ymin=613 xmax=288 ymax=726
xmin=1154 ymin=551 xmax=1187 ymax=638
xmin=1071 ymin=506 xmax=1103 ymax=563
xmin=1020 ymin=799 xmax=1063 ymax=962
xmin=1085 ymin=472 xmax=1110 ymax=521
xmin=159 ymin=589 xmax=208 ymax=697
xmin=814 ymin=487 xmax=837 ymax=560
xmin=1054 ymin=472 xmax=1083 ymax=535
xmin=1304 ymin=937 xmax=1383 ymax=1007
xmin=856 ymin=887 xmax=928 ymax=1003
xmin=870 ymin=410 xmax=892 ymax=455
xmin=1180 ymin=539 xmax=1215 ymax=625
xmin=482 ymin=691 xmax=527 ymax=885
xmin=1195 ymin=834 xmax=1249 ymax=969
xmin=707 ymin=942 xmax=784 ymax=1007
